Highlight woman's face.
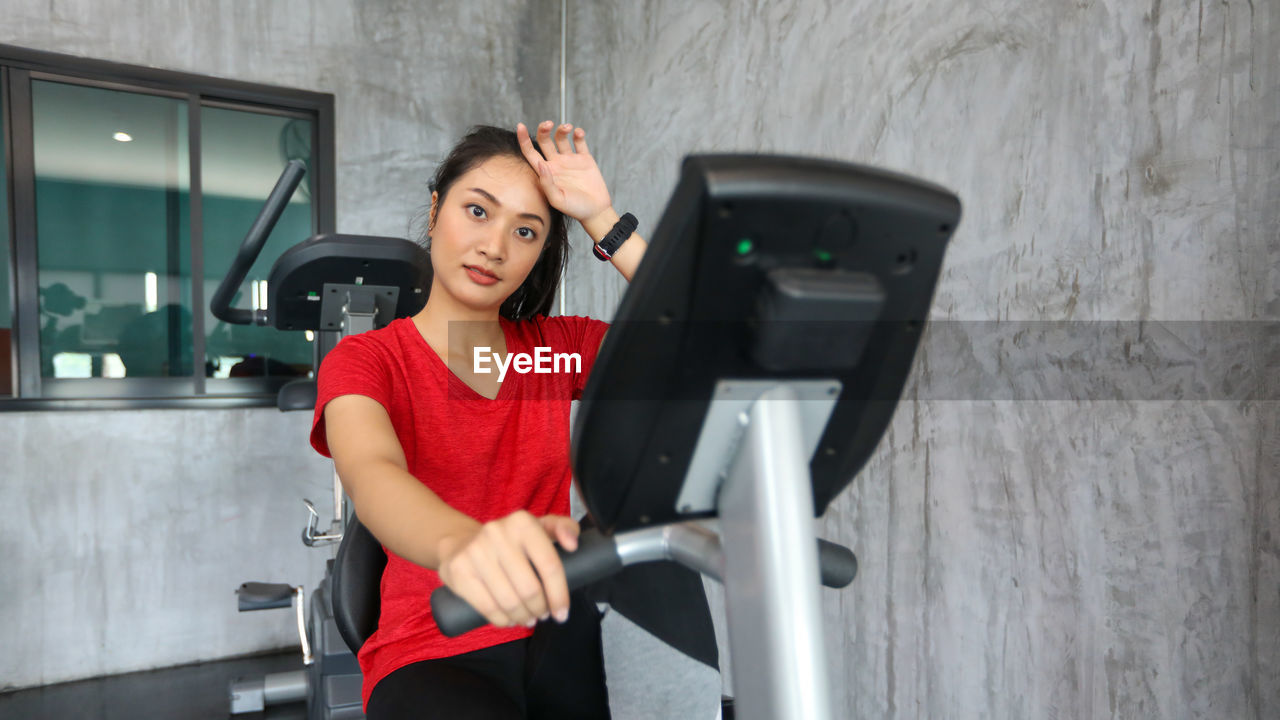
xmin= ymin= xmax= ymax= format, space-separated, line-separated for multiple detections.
xmin=428 ymin=155 xmax=551 ymax=315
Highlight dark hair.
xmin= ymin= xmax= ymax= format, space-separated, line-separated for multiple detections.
xmin=424 ymin=125 xmax=567 ymax=321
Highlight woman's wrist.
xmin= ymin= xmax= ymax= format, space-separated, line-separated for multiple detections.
xmin=434 ymin=522 xmax=481 ymax=568
xmin=580 ymin=207 xmax=622 ymax=244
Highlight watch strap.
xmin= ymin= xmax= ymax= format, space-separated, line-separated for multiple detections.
xmin=593 ymin=212 xmax=638 ymax=261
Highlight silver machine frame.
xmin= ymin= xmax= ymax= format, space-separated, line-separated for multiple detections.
xmin=603 ymin=379 xmax=839 ymax=720
xmin=231 ymin=289 xmax=389 ymax=718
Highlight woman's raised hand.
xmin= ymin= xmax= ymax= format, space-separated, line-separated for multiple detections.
xmin=517 ymin=121 xmax=614 ymax=228
xmin=436 ymin=509 xmax=580 ymax=629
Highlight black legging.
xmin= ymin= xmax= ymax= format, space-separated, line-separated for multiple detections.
xmin=366 ymin=590 xmax=611 ymax=719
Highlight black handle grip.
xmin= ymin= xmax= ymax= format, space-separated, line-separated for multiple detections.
xmin=209 ymin=159 xmax=307 ymax=326
xmin=817 ymin=539 xmax=857 ymax=588
xmin=431 ymin=530 xmax=858 ymax=636
xmin=431 ymin=528 xmax=622 ymax=637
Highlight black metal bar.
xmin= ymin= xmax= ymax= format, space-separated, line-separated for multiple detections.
xmin=200 ymin=98 xmax=313 ymax=120
xmin=188 ymin=95 xmax=206 ymax=395
xmin=209 ymin=160 xmax=306 ymax=326
xmin=0 ymin=394 xmax=276 ymax=412
xmin=164 ymin=99 xmax=185 ymax=381
xmin=27 ymin=70 xmax=187 ymax=100
xmin=315 ymin=94 xmax=337 ymax=235
xmin=8 ymin=69 xmax=39 ymax=398
xmin=1 ymin=66 xmax=14 ymax=396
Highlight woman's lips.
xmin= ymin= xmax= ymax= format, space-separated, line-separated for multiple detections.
xmin=465 ymin=265 xmax=499 ymax=286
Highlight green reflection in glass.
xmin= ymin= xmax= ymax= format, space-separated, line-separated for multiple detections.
xmin=0 ymin=86 xmax=11 ymax=394
xmin=32 ymin=80 xmax=192 ymax=379
xmin=201 ymin=107 xmax=313 ymax=386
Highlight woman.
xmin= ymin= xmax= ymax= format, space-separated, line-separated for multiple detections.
xmin=310 ymin=121 xmax=645 ymax=719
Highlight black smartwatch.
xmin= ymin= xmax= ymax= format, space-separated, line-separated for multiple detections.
xmin=593 ymin=212 xmax=638 ymax=261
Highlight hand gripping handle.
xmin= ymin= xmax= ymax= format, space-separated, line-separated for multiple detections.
xmin=431 ymin=528 xmax=621 ymax=637
xmin=430 ymin=526 xmax=858 ymax=637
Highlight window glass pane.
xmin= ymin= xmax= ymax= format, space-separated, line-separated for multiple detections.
xmin=32 ymin=80 xmax=192 ymax=379
xmin=201 ymin=107 xmax=313 ymax=388
xmin=1 ymin=82 xmax=11 ymax=395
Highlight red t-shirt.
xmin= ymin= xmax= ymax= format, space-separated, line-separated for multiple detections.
xmin=309 ymin=314 xmax=609 ymax=708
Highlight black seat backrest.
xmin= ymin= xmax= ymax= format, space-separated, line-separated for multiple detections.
xmin=331 ymin=514 xmax=387 ymax=653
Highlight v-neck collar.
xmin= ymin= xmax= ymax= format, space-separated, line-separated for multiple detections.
xmin=408 ymin=316 xmax=516 ymax=405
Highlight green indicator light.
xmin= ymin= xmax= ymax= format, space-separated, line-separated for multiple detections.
xmin=736 ymin=238 xmax=754 ymax=255
xmin=307 ymin=291 xmax=319 ymax=298
xmin=814 ymin=249 xmax=832 ymax=263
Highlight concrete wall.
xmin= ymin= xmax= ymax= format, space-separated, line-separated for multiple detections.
xmin=565 ymin=1 xmax=1278 ymax=718
xmin=3 ymin=1 xmax=1277 ymax=718
xmin=0 ymin=0 xmax=561 ymax=690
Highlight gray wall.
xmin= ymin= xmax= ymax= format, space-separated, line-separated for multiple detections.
xmin=566 ymin=1 xmax=1278 ymax=718
xmin=0 ymin=0 xmax=561 ymax=690
xmin=2 ymin=1 xmax=1277 ymax=718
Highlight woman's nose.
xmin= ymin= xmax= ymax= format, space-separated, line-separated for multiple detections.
xmin=476 ymin=226 xmax=506 ymax=261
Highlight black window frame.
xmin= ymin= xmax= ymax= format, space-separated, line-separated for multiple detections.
xmin=0 ymin=44 xmax=335 ymax=410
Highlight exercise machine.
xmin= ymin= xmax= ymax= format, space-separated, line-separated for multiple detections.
xmin=211 ymin=160 xmax=429 ymax=719
xmin=428 ymin=154 xmax=961 ymax=719
xmin=430 ymin=154 xmax=960 ymax=716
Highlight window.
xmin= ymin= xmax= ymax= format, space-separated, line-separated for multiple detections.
xmin=1 ymin=45 xmax=334 ymax=408
xmin=33 ymin=81 xmax=193 ymax=384
xmin=201 ymin=106 xmax=315 ymax=395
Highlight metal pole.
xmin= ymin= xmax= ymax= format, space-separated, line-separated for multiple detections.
xmin=718 ymin=384 xmax=833 ymax=720
xmin=558 ymin=0 xmax=569 ymax=317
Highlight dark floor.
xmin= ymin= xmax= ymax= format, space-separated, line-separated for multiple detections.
xmin=0 ymin=651 xmax=310 ymax=720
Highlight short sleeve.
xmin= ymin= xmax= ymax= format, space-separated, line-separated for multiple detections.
xmin=532 ymin=314 xmax=610 ymax=400
xmin=309 ymin=335 xmax=394 ymax=457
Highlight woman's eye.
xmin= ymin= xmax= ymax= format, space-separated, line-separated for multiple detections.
xmin=516 ymin=227 xmax=536 ymax=240
xmin=468 ymin=204 xmax=486 ymax=218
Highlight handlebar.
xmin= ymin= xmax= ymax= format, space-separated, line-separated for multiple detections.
xmin=431 ymin=529 xmax=622 ymax=637
xmin=209 ymin=159 xmax=307 ymax=326
xmin=430 ymin=526 xmax=858 ymax=637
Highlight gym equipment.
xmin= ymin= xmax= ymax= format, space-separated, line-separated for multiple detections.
xmin=428 ymin=154 xmax=961 ymax=719
xmin=212 ymin=160 xmax=429 ymax=719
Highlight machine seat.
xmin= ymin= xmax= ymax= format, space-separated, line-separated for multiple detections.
xmin=331 ymin=515 xmax=386 ymax=653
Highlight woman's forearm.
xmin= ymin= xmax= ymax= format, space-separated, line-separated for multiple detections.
xmin=340 ymin=458 xmax=481 ymax=570
xmin=326 ymin=395 xmax=482 ymax=569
